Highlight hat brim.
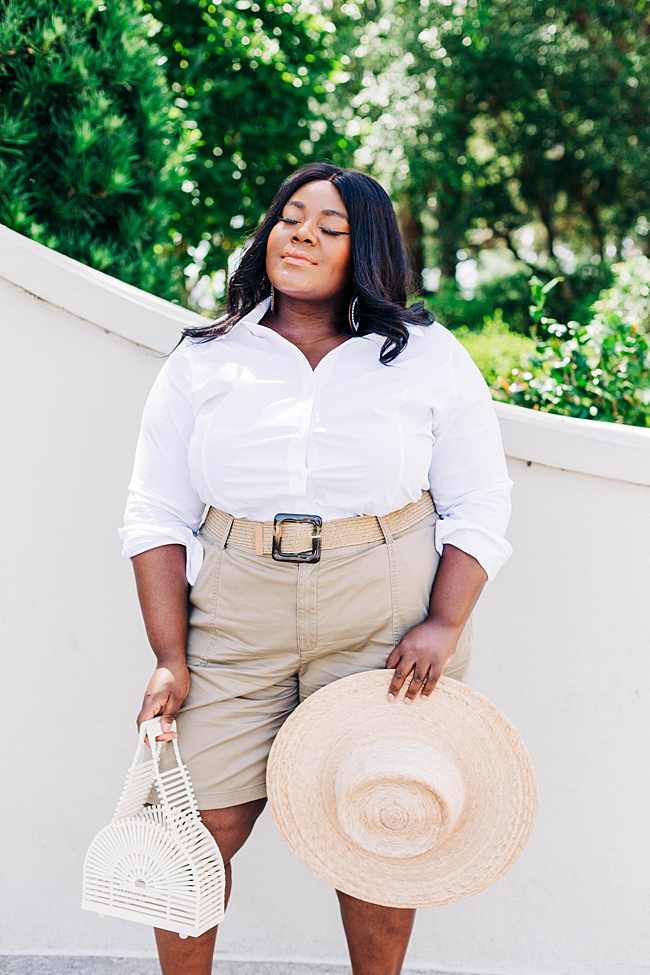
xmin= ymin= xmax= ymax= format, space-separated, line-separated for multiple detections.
xmin=267 ymin=671 xmax=538 ymax=908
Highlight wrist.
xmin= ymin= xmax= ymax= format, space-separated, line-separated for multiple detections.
xmin=153 ymin=651 xmax=188 ymax=670
xmin=424 ymin=614 xmax=466 ymax=637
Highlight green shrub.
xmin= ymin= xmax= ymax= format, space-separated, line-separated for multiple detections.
xmin=428 ymin=261 xmax=614 ymax=337
xmin=0 ymin=0 xmax=186 ymax=300
xmin=454 ymin=312 xmax=536 ymax=386
xmin=494 ymin=277 xmax=650 ymax=428
xmin=428 ymin=270 xmax=533 ymax=334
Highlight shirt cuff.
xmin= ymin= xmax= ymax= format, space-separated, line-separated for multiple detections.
xmin=434 ymin=519 xmax=513 ymax=582
xmin=118 ymin=527 xmax=205 ymax=586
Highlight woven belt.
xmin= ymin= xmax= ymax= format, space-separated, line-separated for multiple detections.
xmin=204 ymin=491 xmax=435 ymax=564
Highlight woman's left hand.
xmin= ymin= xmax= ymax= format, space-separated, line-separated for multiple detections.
xmin=385 ymin=617 xmax=462 ymax=702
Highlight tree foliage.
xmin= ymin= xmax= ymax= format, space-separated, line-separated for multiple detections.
xmin=4 ymin=0 xmax=650 ymax=342
xmin=0 ymin=0 xmax=186 ymax=299
xmin=144 ymin=0 xmax=339 ymax=283
xmin=325 ymin=0 xmax=650 ymax=296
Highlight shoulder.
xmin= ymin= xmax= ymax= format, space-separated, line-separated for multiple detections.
xmin=407 ymin=319 xmax=461 ymax=352
xmin=410 ymin=319 xmax=485 ymax=370
xmin=155 ymin=335 xmax=200 ymax=378
xmin=147 ymin=333 xmax=219 ymax=402
xmin=178 ymin=300 xmax=270 ymax=358
xmin=166 ymin=320 xmax=237 ymax=367
xmin=397 ymin=319 xmax=470 ymax=374
xmin=403 ymin=320 xmax=493 ymax=412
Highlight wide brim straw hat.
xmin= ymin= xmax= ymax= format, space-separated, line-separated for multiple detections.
xmin=267 ymin=671 xmax=538 ymax=908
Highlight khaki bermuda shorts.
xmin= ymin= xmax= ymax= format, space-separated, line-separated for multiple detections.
xmin=174 ymin=507 xmax=472 ymax=810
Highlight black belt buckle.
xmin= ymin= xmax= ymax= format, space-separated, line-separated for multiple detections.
xmin=272 ymin=513 xmax=323 ymax=563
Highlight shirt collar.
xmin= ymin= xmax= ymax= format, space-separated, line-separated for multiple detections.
xmin=236 ymin=297 xmax=272 ymax=336
xmin=233 ymin=297 xmax=408 ymax=347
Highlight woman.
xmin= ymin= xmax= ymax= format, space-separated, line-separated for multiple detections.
xmin=119 ymin=162 xmax=512 ymax=975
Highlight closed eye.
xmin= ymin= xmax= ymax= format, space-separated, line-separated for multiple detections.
xmin=278 ymin=217 xmax=349 ymax=237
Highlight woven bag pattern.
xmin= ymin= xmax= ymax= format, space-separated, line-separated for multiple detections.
xmin=82 ymin=719 xmax=225 ymax=938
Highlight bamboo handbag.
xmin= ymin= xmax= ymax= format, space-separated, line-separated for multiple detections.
xmin=82 ymin=718 xmax=225 ymax=938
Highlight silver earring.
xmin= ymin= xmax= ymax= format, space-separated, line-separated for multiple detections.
xmin=348 ymin=294 xmax=361 ymax=333
xmin=270 ymin=285 xmax=276 ymax=314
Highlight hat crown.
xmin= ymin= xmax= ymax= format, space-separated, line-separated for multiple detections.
xmin=334 ymin=739 xmax=465 ymax=859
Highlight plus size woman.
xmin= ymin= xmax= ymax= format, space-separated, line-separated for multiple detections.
xmin=120 ymin=163 xmax=512 ymax=975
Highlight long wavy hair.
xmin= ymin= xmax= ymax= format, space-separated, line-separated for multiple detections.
xmin=182 ymin=163 xmax=434 ymax=363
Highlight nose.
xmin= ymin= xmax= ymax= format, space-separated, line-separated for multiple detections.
xmin=292 ymin=218 xmax=317 ymax=244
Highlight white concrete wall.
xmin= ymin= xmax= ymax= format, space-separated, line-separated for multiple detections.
xmin=1 ymin=225 xmax=649 ymax=974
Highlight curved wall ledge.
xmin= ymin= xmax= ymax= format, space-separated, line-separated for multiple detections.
xmin=0 ymin=224 xmax=201 ymax=352
xmin=2 ymin=223 xmax=648 ymax=486
xmin=495 ymin=402 xmax=650 ymax=486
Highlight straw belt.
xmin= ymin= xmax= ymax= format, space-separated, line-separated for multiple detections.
xmin=204 ymin=491 xmax=434 ymax=560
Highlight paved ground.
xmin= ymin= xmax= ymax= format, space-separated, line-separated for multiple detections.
xmin=0 ymin=960 xmax=344 ymax=975
xmin=0 ymin=958 xmax=446 ymax=975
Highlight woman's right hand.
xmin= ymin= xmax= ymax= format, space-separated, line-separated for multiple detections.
xmin=137 ymin=661 xmax=190 ymax=742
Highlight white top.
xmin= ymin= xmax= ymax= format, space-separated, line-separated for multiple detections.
xmin=119 ymin=298 xmax=513 ymax=583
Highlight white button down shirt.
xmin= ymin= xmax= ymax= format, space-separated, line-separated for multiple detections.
xmin=119 ymin=299 xmax=513 ymax=583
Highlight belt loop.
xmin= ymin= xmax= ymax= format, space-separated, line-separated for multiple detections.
xmin=377 ymin=515 xmax=400 ymax=648
xmin=221 ymin=513 xmax=235 ymax=549
xmin=213 ymin=511 xmax=235 ymax=549
xmin=206 ymin=508 xmax=234 ymax=550
xmin=376 ymin=514 xmax=394 ymax=545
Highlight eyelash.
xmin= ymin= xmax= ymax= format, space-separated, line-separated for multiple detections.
xmin=278 ymin=216 xmax=347 ymax=237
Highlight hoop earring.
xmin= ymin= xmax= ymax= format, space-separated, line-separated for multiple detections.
xmin=270 ymin=285 xmax=276 ymax=315
xmin=348 ymin=294 xmax=361 ymax=334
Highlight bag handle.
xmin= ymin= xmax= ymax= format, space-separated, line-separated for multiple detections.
xmin=113 ymin=718 xmax=184 ymax=822
xmin=138 ymin=717 xmax=201 ymax=827
xmin=139 ymin=717 xmax=178 ymax=755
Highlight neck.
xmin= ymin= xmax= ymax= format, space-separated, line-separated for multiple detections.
xmin=270 ymin=293 xmax=349 ymax=340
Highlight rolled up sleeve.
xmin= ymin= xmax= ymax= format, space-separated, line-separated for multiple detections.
xmin=118 ymin=343 xmax=206 ymax=585
xmin=428 ymin=337 xmax=513 ymax=581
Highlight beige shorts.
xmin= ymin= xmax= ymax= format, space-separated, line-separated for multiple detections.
xmin=174 ymin=507 xmax=472 ymax=810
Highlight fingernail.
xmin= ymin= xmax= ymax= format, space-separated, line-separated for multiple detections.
xmin=387 ymin=693 xmax=394 ymax=702
xmin=405 ymin=697 xmax=412 ymax=705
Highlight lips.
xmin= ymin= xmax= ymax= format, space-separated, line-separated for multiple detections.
xmin=281 ymin=249 xmax=316 ymax=265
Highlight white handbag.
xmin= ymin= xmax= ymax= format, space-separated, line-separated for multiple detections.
xmin=82 ymin=718 xmax=225 ymax=938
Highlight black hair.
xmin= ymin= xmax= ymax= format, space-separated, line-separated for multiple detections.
xmin=182 ymin=163 xmax=433 ymax=363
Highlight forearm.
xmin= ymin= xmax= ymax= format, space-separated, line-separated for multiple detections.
xmin=427 ymin=543 xmax=487 ymax=633
xmin=132 ymin=544 xmax=189 ymax=665
xmin=132 ymin=544 xmax=191 ymax=735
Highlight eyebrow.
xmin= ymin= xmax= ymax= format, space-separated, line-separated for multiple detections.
xmin=286 ymin=199 xmax=349 ymax=221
